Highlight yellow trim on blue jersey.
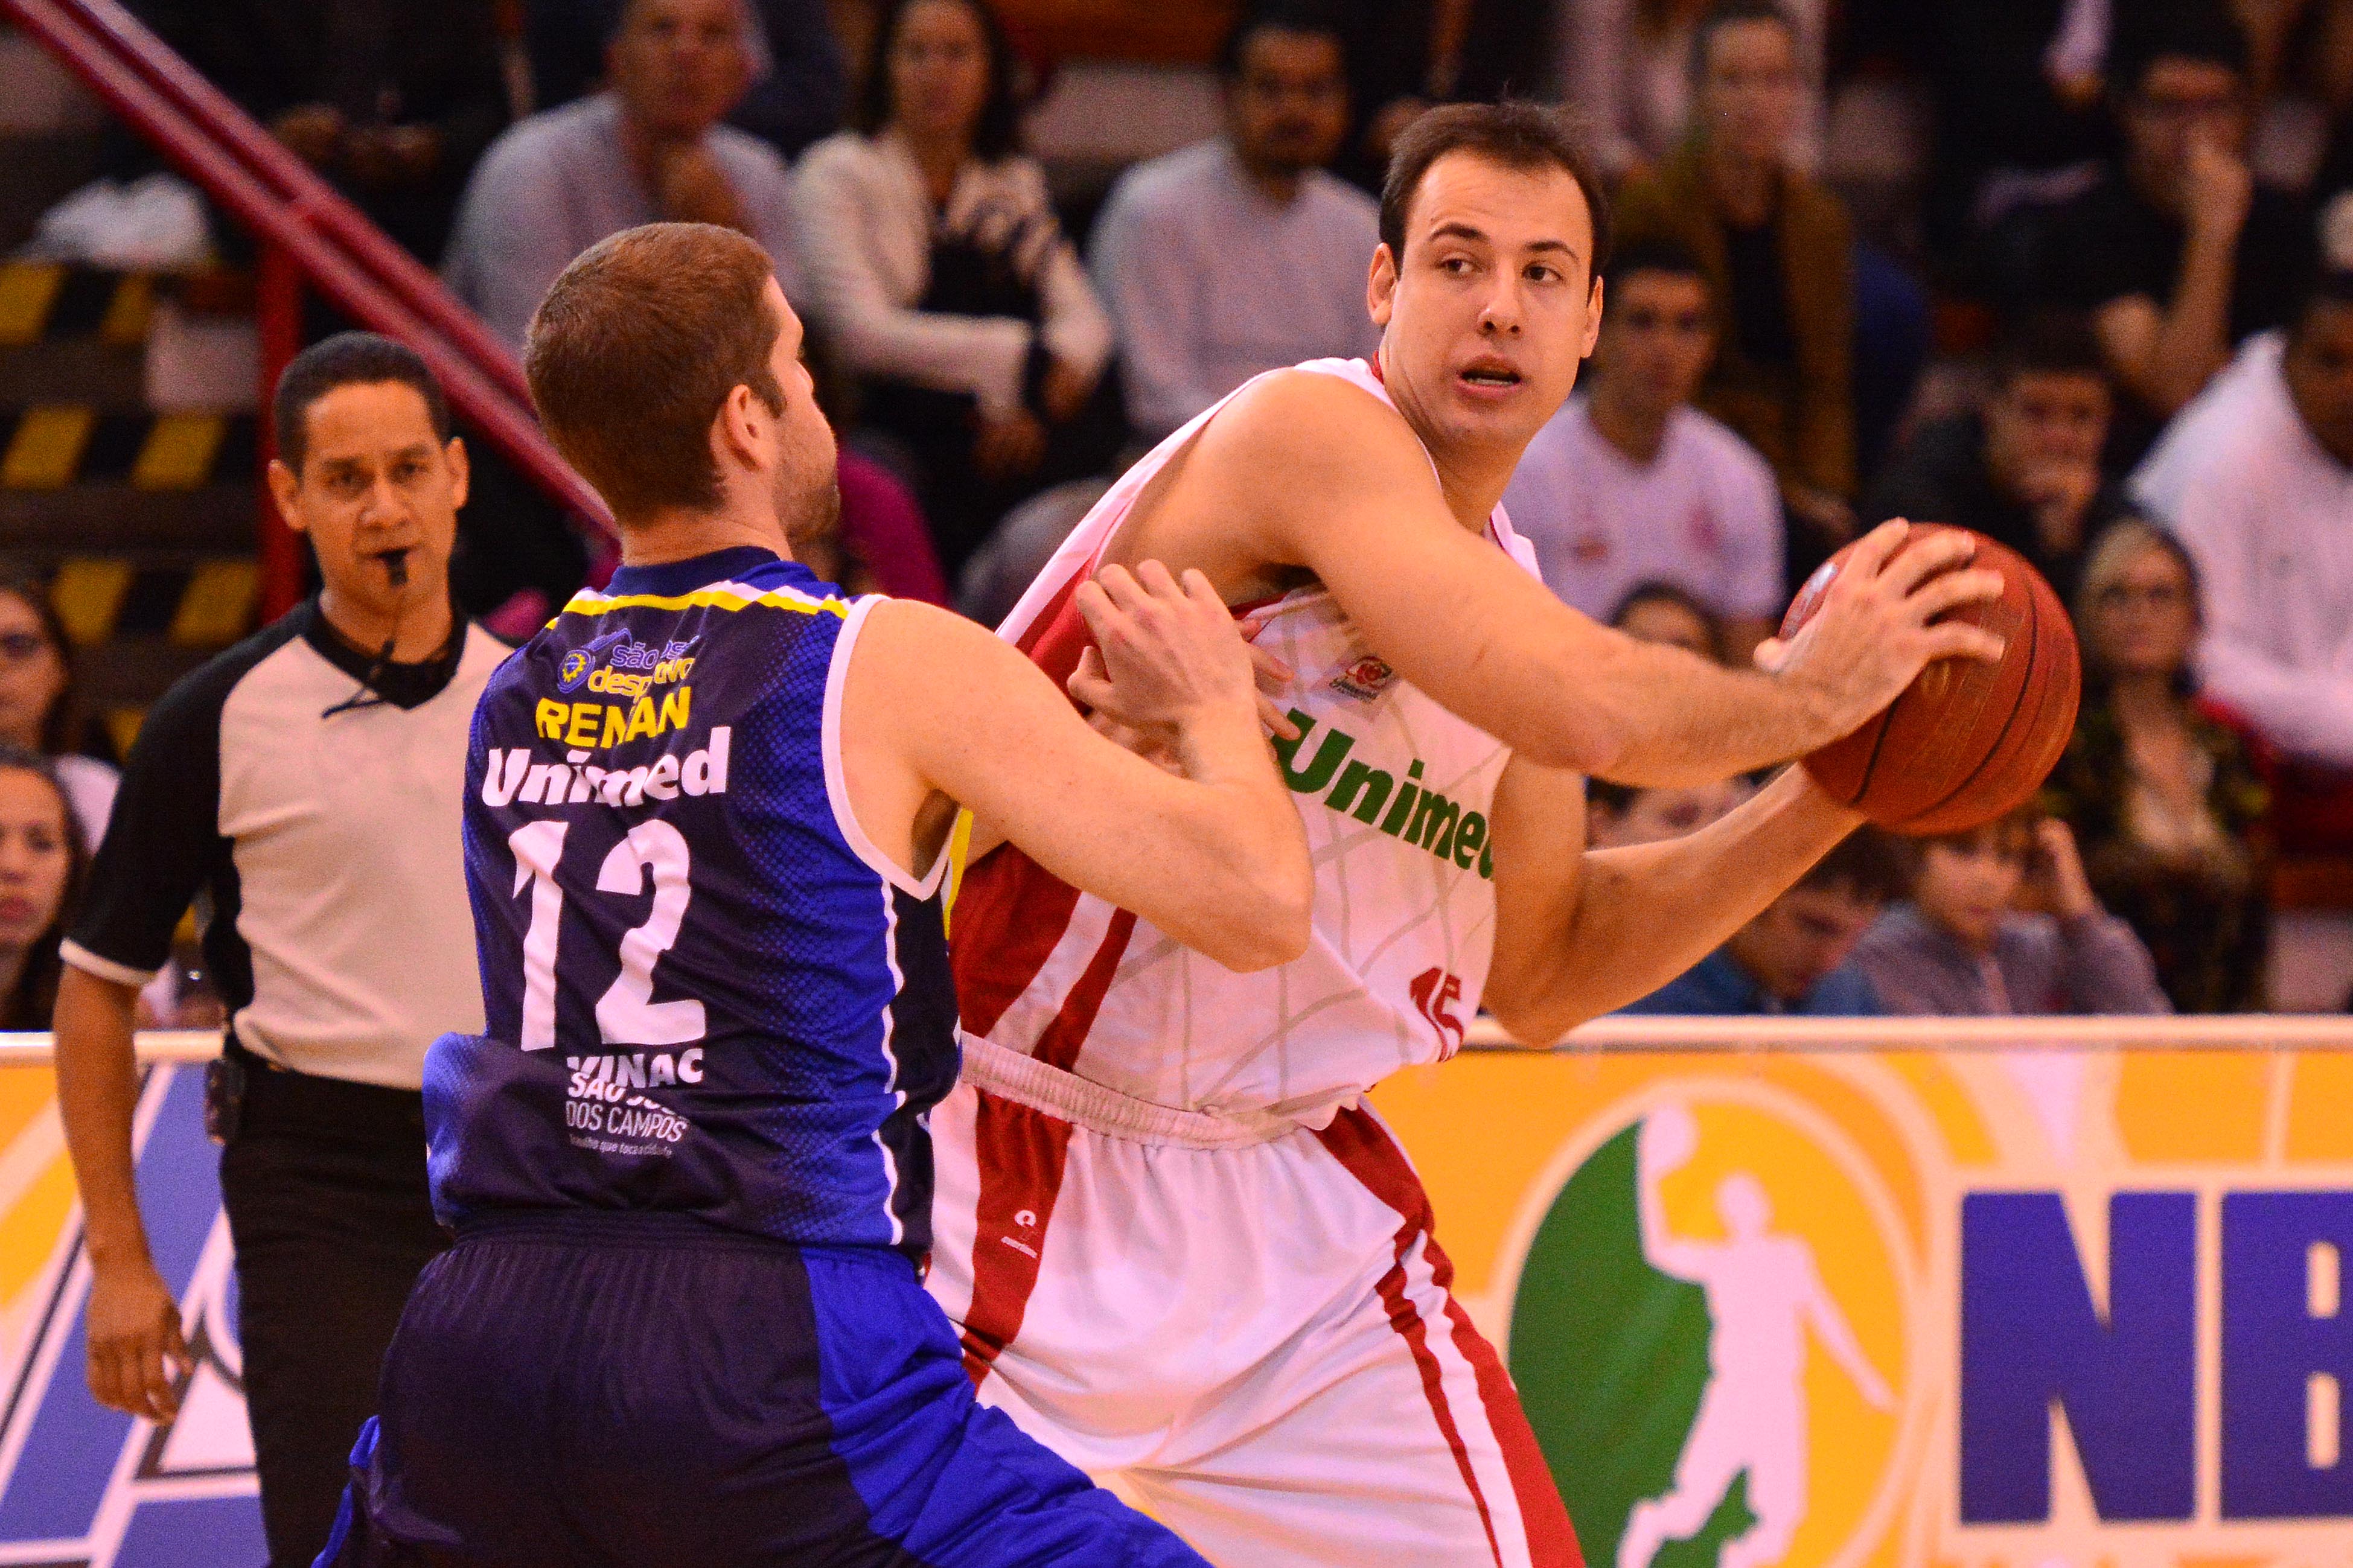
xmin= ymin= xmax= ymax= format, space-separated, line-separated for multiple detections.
xmin=942 ymin=808 xmax=976 ymax=937
xmin=559 ymin=579 xmax=852 ymax=619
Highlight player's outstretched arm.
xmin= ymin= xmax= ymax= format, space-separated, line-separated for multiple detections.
xmin=839 ymin=573 xmax=1312 ymax=972
xmin=1480 ymin=761 xmax=1863 ymax=1044
xmin=1189 ymin=372 xmax=2005 ymax=787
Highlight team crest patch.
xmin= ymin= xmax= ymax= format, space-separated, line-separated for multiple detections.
xmin=557 ymin=648 xmax=595 ymax=692
xmin=1328 ymin=655 xmax=1399 ymax=702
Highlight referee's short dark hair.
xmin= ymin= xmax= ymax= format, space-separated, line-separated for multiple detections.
xmin=272 ymin=333 xmax=452 ymax=474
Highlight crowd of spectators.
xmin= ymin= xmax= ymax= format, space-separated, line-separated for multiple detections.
xmin=40 ymin=0 xmax=2353 ymax=1013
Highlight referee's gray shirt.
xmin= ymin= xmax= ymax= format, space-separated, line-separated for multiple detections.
xmin=63 ymin=599 xmax=504 ymax=1090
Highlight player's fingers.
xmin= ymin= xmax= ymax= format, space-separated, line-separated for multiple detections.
xmin=1922 ymin=622 xmax=2008 ymax=664
xmin=1259 ymin=695 xmax=1302 ymax=740
xmin=1131 ymin=559 xmax=1183 ymax=603
xmin=1878 ymin=529 xmax=1979 ymax=596
xmin=1836 ymin=519 xmax=1909 ymax=584
xmin=1903 ymin=568 xmax=2006 ymax=622
xmin=1068 ymin=664 xmax=1116 ymax=713
xmin=1072 ymin=580 xmax=1132 ymax=652
xmin=86 ymin=1348 xmax=126 ymax=1415
xmin=1093 ymin=563 xmax=1152 ymax=617
xmin=140 ymin=1342 xmax=179 ymax=1423
xmin=1249 ymin=642 xmax=1294 ymax=691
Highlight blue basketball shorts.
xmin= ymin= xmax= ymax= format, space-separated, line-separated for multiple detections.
xmin=314 ymin=1212 xmax=1208 ymax=1567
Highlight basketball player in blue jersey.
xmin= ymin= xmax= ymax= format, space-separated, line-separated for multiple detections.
xmin=316 ymin=223 xmax=1311 ymax=1567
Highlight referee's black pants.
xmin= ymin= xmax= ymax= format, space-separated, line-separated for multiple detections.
xmin=219 ymin=1057 xmax=448 ymax=1568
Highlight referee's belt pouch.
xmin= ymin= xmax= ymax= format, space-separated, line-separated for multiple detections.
xmin=203 ymin=1041 xmax=247 ymax=1146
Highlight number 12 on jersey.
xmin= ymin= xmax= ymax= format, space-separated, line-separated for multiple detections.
xmin=508 ymin=820 xmax=707 ymax=1051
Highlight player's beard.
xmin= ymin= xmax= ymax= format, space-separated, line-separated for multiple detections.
xmin=782 ymin=470 xmax=842 ymax=548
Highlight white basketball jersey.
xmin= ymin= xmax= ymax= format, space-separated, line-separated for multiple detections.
xmin=948 ymin=358 xmax=1538 ymax=1126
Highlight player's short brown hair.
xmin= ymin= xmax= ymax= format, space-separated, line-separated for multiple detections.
xmin=1378 ymin=101 xmax=1612 ymax=279
xmin=525 ymin=222 xmax=785 ymax=520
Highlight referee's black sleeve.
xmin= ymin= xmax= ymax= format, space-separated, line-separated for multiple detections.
xmin=62 ymin=654 xmax=230 ymax=986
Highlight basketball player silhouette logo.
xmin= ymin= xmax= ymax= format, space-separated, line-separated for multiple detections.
xmin=1617 ymin=1104 xmax=1895 ymax=1568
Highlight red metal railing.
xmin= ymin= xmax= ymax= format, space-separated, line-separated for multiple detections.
xmin=2 ymin=0 xmax=613 ymax=618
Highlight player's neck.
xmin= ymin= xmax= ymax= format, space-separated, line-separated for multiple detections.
xmin=617 ymin=507 xmax=794 ymax=569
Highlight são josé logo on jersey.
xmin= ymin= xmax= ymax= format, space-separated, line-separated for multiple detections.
xmin=1499 ymin=1088 xmax=1918 ymax=1568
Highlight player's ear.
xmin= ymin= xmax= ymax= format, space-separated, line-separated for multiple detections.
xmin=1368 ymin=243 xmax=1397 ymax=328
xmin=443 ymin=436 xmax=470 ymax=512
xmin=1582 ymin=272 xmax=1604 ymax=359
xmin=266 ymin=457 xmax=309 ymax=537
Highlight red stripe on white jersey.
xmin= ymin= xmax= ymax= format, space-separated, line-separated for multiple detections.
xmin=1316 ymin=1106 xmax=1585 ymax=1568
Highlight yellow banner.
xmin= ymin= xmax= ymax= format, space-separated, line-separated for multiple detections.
xmin=1369 ymin=1043 xmax=2353 ymax=1568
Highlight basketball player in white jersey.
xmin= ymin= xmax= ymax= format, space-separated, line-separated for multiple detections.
xmin=931 ymin=103 xmax=2004 ymax=1568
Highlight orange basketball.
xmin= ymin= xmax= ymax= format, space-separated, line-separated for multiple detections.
xmin=1779 ymin=526 xmax=2081 ymax=834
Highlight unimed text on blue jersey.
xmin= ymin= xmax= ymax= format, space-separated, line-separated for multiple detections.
xmin=425 ymin=547 xmax=960 ymax=1254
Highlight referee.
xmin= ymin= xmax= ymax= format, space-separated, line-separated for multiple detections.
xmin=53 ymin=334 xmax=506 ymax=1568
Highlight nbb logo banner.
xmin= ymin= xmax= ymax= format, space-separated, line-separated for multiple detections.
xmin=1365 ymin=1041 xmax=2353 ymax=1568
xmin=0 ymin=1063 xmax=261 ymax=1564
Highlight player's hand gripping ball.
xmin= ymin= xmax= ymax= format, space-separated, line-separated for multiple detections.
xmin=1780 ymin=525 xmax=2080 ymax=834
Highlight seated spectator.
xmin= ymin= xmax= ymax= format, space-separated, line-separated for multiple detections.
xmin=447 ymin=0 xmax=799 ymax=349
xmin=1865 ymin=314 xmax=2131 ymax=602
xmin=2012 ymin=7 xmax=2314 ymax=439
xmin=1588 ymin=776 xmax=1755 ymax=849
xmin=794 ymin=0 xmax=1121 ymax=575
xmin=0 ymin=747 xmax=83 ymax=1031
xmin=1558 ymin=0 xmax=1828 ymax=178
xmin=1611 ymin=581 xmax=1728 ymax=663
xmin=0 ymin=577 xmax=115 ymax=847
xmin=1090 ymin=5 xmax=1381 ymax=442
xmin=1505 ymin=240 xmax=1784 ymax=659
xmin=1614 ymin=0 xmax=1857 ymax=560
xmin=1852 ymin=813 xmax=2171 ymax=1015
xmin=1619 ymin=828 xmax=1903 ymax=1015
xmin=124 ymin=0 xmax=507 ymax=263
xmin=2041 ymin=520 xmax=2271 ymax=1012
xmin=2132 ymin=271 xmax=2353 ymax=781
xmin=526 ymin=0 xmax=851 ymax=161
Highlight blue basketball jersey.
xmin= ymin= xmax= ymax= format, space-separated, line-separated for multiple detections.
xmin=428 ymin=546 xmax=959 ymax=1255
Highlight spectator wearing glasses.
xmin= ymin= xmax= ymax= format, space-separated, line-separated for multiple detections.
xmin=1866 ymin=314 xmax=2131 ymax=603
xmin=0 ymin=576 xmax=116 ymax=847
xmin=0 ymin=748 xmax=86 ymax=1032
xmin=1504 ymin=240 xmax=1784 ymax=662
xmin=1614 ymin=0 xmax=1858 ymax=562
xmin=54 ymin=336 xmax=502 ymax=1568
xmin=1090 ymin=4 xmax=1381 ymax=442
xmin=2040 ymin=520 xmax=2271 ymax=1013
xmin=2019 ymin=7 xmax=2314 ymax=441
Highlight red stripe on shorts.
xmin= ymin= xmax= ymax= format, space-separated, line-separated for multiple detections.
xmin=1435 ymin=1248 xmax=1586 ymax=1568
xmin=957 ymin=1089 xmax=1075 ymax=1384
xmin=1316 ymin=1106 xmax=1584 ymax=1568
xmin=956 ymin=907 xmax=1138 ymax=1382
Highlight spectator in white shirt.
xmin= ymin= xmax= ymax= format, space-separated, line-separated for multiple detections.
xmin=2133 ymin=272 xmax=2353 ymax=769
xmin=1502 ymin=238 xmax=1786 ymax=661
xmin=793 ymin=0 xmax=1119 ymax=574
xmin=1090 ymin=4 xmax=1381 ymax=441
